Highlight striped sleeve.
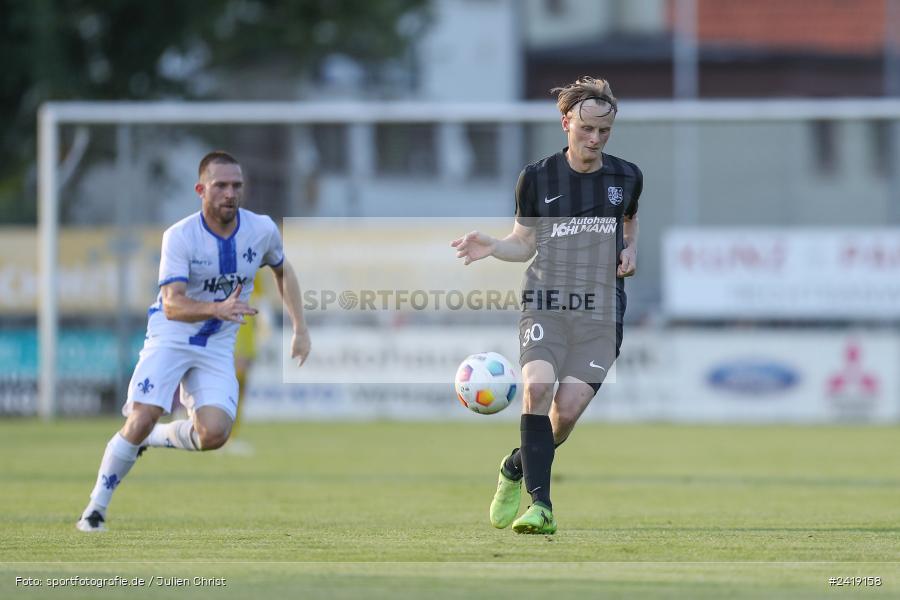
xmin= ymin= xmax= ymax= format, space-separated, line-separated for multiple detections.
xmin=626 ymin=163 xmax=642 ymax=218
xmin=514 ymin=167 xmax=537 ymax=222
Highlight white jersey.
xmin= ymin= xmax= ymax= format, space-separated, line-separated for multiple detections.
xmin=145 ymin=208 xmax=284 ymax=352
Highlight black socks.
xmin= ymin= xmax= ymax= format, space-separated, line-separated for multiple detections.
xmin=518 ymin=413 xmax=555 ymax=510
xmin=502 ymin=447 xmax=523 ymax=480
xmin=502 ymin=434 xmax=567 ymax=481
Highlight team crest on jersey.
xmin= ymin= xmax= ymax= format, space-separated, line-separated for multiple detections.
xmin=243 ymin=247 xmax=257 ymax=264
xmin=607 ymin=186 xmax=624 ymax=205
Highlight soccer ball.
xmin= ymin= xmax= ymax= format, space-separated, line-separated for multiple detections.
xmin=454 ymin=352 xmax=520 ymax=415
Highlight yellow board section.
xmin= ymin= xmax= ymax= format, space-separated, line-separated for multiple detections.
xmin=234 ymin=272 xmax=265 ymax=360
xmin=0 ymin=227 xmax=162 ymax=315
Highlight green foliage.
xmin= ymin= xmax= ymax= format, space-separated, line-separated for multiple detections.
xmin=0 ymin=0 xmax=429 ymax=223
xmin=1 ymin=420 xmax=899 ymax=597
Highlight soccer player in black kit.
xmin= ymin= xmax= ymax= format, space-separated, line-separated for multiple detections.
xmin=452 ymin=77 xmax=642 ymax=534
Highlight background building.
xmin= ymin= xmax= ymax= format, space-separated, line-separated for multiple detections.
xmin=2 ymin=0 xmax=900 ymax=421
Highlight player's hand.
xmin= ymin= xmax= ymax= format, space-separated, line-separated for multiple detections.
xmin=291 ymin=327 xmax=311 ymax=367
xmin=450 ymin=231 xmax=495 ymax=265
xmin=215 ymin=284 xmax=258 ymax=324
xmin=617 ymin=246 xmax=637 ymax=278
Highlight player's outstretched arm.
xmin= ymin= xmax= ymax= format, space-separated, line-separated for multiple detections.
xmin=450 ymin=222 xmax=536 ymax=265
xmin=271 ymin=260 xmax=311 ymax=367
xmin=162 ymin=281 xmax=257 ymax=323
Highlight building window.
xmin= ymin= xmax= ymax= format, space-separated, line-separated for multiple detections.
xmin=312 ymin=124 xmax=347 ymax=174
xmin=544 ymin=0 xmax=566 ymax=17
xmin=810 ymin=120 xmax=837 ymax=175
xmin=375 ymin=124 xmax=437 ymax=176
xmin=466 ymin=124 xmax=499 ymax=179
xmin=869 ymin=120 xmax=890 ymax=178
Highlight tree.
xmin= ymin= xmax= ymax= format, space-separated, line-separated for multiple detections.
xmin=0 ymin=0 xmax=429 ymax=223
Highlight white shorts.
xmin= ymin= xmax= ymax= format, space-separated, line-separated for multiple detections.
xmin=123 ymin=343 xmax=239 ymax=421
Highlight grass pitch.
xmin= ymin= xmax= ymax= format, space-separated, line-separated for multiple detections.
xmin=1 ymin=420 xmax=898 ymax=598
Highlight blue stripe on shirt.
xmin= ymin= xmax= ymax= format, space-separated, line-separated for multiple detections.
xmin=158 ymin=276 xmax=189 ymax=287
xmin=218 ymin=236 xmax=237 ymax=275
xmin=190 ymin=211 xmax=241 ymax=347
xmin=189 ymin=318 xmax=223 ymax=347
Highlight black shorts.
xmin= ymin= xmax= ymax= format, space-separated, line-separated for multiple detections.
xmin=518 ymin=310 xmax=623 ymax=393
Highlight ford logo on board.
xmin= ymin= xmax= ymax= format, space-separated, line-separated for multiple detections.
xmin=707 ymin=361 xmax=799 ymax=395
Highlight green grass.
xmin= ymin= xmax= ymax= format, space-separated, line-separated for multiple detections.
xmin=1 ymin=420 xmax=898 ymax=598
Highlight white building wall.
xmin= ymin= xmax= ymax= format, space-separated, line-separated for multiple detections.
xmin=523 ymin=0 xmax=666 ymax=48
xmin=418 ymin=0 xmax=520 ymax=101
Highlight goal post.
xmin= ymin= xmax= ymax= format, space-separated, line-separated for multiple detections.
xmin=36 ymin=98 xmax=900 ymax=419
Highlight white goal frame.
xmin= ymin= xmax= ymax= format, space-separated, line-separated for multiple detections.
xmin=37 ymin=98 xmax=900 ymax=418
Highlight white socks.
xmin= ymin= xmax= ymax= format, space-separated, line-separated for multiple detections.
xmin=83 ymin=423 xmax=202 ymax=520
xmin=144 ymin=420 xmax=200 ymax=451
xmin=84 ymin=433 xmax=139 ymax=517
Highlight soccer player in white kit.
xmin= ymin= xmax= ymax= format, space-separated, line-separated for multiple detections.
xmin=77 ymin=151 xmax=311 ymax=532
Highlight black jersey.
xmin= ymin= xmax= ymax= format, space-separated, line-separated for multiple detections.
xmin=515 ymin=148 xmax=642 ymax=321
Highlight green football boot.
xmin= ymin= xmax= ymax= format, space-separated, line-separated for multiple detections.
xmin=512 ymin=503 xmax=557 ymax=535
xmin=489 ymin=456 xmax=522 ymax=529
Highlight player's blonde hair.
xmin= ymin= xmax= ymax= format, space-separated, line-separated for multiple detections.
xmin=551 ymin=76 xmax=617 ymax=117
